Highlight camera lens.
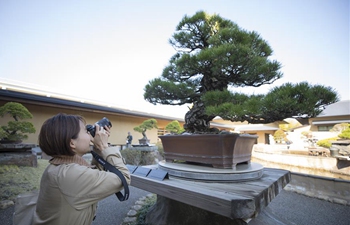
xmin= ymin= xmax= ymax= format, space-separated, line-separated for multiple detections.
xmin=86 ymin=117 xmax=112 ymax=137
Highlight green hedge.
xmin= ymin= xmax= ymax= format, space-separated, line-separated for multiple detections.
xmin=316 ymin=137 xmax=339 ymax=148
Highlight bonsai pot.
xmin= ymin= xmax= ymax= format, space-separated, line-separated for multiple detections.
xmin=0 ymin=139 xmax=23 ymax=144
xmin=159 ymin=133 xmax=258 ymax=169
xmin=138 ymin=138 xmax=150 ymax=145
xmin=329 ymin=147 xmax=340 ymax=157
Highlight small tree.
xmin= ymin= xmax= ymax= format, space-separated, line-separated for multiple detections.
xmin=331 ymin=123 xmax=349 ymax=133
xmin=0 ymin=102 xmax=36 ymax=142
xmin=301 ymin=131 xmax=312 ymax=139
xmin=133 ymin=119 xmax=158 ymax=141
xmin=338 ymin=124 xmax=350 ymax=139
xmin=317 ymin=137 xmax=339 ymax=148
xmin=274 ymin=129 xmax=286 ymax=144
xmin=165 ymin=120 xmax=185 ymax=134
xmin=144 ymin=11 xmax=339 ymax=133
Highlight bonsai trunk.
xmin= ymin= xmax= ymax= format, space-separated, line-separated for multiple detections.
xmin=184 ymin=76 xmax=227 ymax=133
xmin=184 ymin=101 xmax=215 ymax=133
xmin=138 ymin=131 xmax=150 ymax=145
xmin=142 ymin=131 xmax=147 ymax=140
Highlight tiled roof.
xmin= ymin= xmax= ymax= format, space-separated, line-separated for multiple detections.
xmin=0 ymin=89 xmax=184 ymax=122
xmin=234 ymin=124 xmax=279 ymax=131
xmin=317 ymin=100 xmax=350 ymax=117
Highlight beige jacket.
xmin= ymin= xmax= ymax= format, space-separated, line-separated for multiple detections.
xmin=32 ymin=147 xmax=131 ymax=225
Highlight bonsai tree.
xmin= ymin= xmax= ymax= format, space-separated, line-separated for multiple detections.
xmin=330 ymin=123 xmax=350 ymax=133
xmin=0 ymin=102 xmax=36 ymax=142
xmin=144 ymin=11 xmax=339 ymax=133
xmin=133 ymin=118 xmax=158 ymax=143
xmin=273 ymin=129 xmax=287 ymax=144
xmin=338 ymin=123 xmax=350 ymax=140
xmin=165 ymin=120 xmax=185 ymax=134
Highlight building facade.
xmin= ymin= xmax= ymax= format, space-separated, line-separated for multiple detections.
xmin=1 ymin=83 xmax=349 ymax=146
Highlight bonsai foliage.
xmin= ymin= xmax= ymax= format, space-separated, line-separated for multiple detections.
xmin=144 ymin=11 xmax=339 ymax=133
xmin=0 ymin=102 xmax=36 ymax=142
xmin=165 ymin=120 xmax=185 ymax=134
xmin=133 ymin=119 xmax=158 ymax=140
xmin=273 ymin=129 xmax=286 ymax=143
xmin=203 ymin=82 xmax=338 ymax=124
xmin=338 ymin=123 xmax=350 ymax=139
xmin=316 ymin=137 xmax=338 ymax=148
xmin=331 ymin=123 xmax=350 ymax=133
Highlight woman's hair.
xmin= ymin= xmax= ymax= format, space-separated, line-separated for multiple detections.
xmin=38 ymin=113 xmax=86 ymax=156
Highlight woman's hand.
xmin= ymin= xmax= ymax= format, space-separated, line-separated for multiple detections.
xmin=91 ymin=124 xmax=110 ymax=151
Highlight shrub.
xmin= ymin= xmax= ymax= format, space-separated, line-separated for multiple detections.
xmin=316 ymin=137 xmax=339 ymax=148
xmin=120 ymin=148 xmax=162 ymax=166
xmin=338 ymin=125 xmax=350 ymax=139
xmin=165 ymin=120 xmax=185 ymax=134
xmin=155 ymin=142 xmax=164 ymax=159
xmin=330 ymin=123 xmax=349 ymax=132
xmin=274 ymin=129 xmax=286 ymax=143
xmin=301 ymin=131 xmax=312 ymax=138
xmin=0 ymin=159 xmax=49 ymax=201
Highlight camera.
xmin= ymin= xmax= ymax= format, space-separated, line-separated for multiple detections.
xmin=86 ymin=117 xmax=112 ymax=137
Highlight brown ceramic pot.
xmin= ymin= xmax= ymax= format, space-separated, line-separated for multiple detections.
xmin=159 ymin=133 xmax=258 ymax=169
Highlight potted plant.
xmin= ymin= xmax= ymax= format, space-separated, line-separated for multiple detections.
xmin=0 ymin=102 xmax=36 ymax=144
xmin=133 ymin=118 xmax=158 ymax=145
xmin=274 ymin=129 xmax=287 ymax=144
xmin=143 ymin=11 xmax=339 ymax=168
xmin=165 ymin=120 xmax=185 ymax=134
xmin=329 ymin=123 xmax=350 ymax=157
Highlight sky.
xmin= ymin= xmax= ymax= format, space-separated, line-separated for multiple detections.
xmin=0 ymin=0 xmax=349 ymax=118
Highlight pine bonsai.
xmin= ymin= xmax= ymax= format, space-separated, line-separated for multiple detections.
xmin=338 ymin=124 xmax=350 ymax=139
xmin=133 ymin=119 xmax=158 ymax=142
xmin=165 ymin=120 xmax=185 ymax=134
xmin=144 ymin=11 xmax=339 ymax=133
xmin=0 ymin=102 xmax=36 ymax=142
xmin=273 ymin=129 xmax=287 ymax=144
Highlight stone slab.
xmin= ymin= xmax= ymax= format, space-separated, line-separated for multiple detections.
xmin=0 ymin=151 xmax=37 ymax=167
xmin=130 ymin=146 xmax=158 ymax=151
xmin=0 ymin=143 xmax=36 ymax=152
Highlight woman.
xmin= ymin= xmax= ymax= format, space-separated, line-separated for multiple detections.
xmin=32 ymin=113 xmax=131 ymax=225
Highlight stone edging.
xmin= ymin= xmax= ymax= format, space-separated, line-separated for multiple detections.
xmin=121 ymin=193 xmax=155 ymax=225
xmin=0 ymin=200 xmax=14 ymax=210
xmin=285 ymin=172 xmax=350 ymax=206
xmin=284 ymin=184 xmax=349 ymax=206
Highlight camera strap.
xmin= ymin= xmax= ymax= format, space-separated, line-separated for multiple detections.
xmin=90 ymin=151 xmax=130 ymax=201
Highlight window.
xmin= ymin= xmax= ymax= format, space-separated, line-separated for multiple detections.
xmin=157 ymin=128 xmax=169 ymax=136
xmin=318 ymin=125 xmax=333 ymax=131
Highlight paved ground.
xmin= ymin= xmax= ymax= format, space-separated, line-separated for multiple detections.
xmin=250 ymin=190 xmax=350 ymax=225
xmin=2 ymin=186 xmax=350 ymax=225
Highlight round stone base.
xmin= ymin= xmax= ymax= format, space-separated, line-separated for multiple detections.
xmin=158 ymin=161 xmax=264 ymax=182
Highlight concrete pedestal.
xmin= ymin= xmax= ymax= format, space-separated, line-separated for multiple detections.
xmin=0 ymin=143 xmax=35 ymax=152
xmin=0 ymin=143 xmax=37 ymax=167
xmin=130 ymin=145 xmax=158 ymax=151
